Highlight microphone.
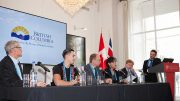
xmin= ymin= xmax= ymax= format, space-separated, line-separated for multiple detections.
xmin=37 ymin=62 xmax=50 ymax=72
xmin=118 ymin=70 xmax=126 ymax=76
xmin=99 ymin=68 xmax=112 ymax=78
xmin=104 ymin=70 xmax=112 ymax=78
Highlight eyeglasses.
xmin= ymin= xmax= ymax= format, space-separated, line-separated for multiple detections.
xmin=15 ymin=46 xmax=22 ymax=49
xmin=11 ymin=46 xmax=22 ymax=50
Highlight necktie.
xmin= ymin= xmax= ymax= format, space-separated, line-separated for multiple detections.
xmin=150 ymin=60 xmax=153 ymax=67
xmin=91 ymin=66 xmax=96 ymax=79
xmin=15 ymin=62 xmax=23 ymax=80
xmin=95 ymin=68 xmax=98 ymax=79
xmin=148 ymin=60 xmax=153 ymax=68
xmin=111 ymin=70 xmax=117 ymax=80
xmin=129 ymin=69 xmax=132 ymax=83
xmin=18 ymin=62 xmax=23 ymax=75
xmin=113 ymin=74 xmax=117 ymax=81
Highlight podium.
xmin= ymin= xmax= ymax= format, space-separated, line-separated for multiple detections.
xmin=148 ymin=63 xmax=179 ymax=100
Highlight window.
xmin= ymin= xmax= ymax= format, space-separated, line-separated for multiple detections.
xmin=128 ymin=0 xmax=180 ymax=98
xmin=129 ymin=0 xmax=180 ymax=68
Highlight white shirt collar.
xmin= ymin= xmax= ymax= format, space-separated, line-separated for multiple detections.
xmin=9 ymin=55 xmax=19 ymax=64
xmin=90 ymin=64 xmax=96 ymax=69
xmin=125 ymin=67 xmax=131 ymax=72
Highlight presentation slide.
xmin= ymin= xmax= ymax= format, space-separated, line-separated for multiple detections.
xmin=0 ymin=7 xmax=66 ymax=65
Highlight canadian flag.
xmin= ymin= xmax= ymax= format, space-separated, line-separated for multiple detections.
xmin=108 ymin=38 xmax=113 ymax=57
xmin=98 ymin=33 xmax=107 ymax=70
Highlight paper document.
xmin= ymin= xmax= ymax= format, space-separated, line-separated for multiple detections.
xmin=125 ymin=75 xmax=136 ymax=82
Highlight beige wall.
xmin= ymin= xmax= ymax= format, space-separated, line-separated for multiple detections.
xmin=0 ymin=0 xmax=128 ymax=83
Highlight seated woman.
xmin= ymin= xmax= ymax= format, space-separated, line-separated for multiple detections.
xmin=52 ymin=49 xmax=79 ymax=86
xmin=104 ymin=57 xmax=120 ymax=83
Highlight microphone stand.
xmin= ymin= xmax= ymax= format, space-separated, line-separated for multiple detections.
xmin=37 ymin=62 xmax=50 ymax=83
xmin=44 ymin=69 xmax=49 ymax=84
xmin=45 ymin=70 xmax=47 ymax=83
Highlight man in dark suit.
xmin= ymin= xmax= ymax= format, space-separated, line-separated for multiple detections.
xmin=0 ymin=40 xmax=46 ymax=87
xmin=143 ymin=49 xmax=161 ymax=83
xmin=0 ymin=40 xmax=23 ymax=87
xmin=120 ymin=59 xmax=138 ymax=83
xmin=84 ymin=53 xmax=112 ymax=85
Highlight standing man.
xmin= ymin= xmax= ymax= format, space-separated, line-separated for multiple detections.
xmin=84 ymin=53 xmax=112 ymax=85
xmin=52 ymin=49 xmax=79 ymax=86
xmin=0 ymin=40 xmax=46 ymax=87
xmin=143 ymin=50 xmax=161 ymax=83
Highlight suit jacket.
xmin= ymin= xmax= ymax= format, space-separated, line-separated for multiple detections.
xmin=84 ymin=64 xmax=104 ymax=85
xmin=120 ymin=67 xmax=138 ymax=83
xmin=0 ymin=56 xmax=23 ymax=87
xmin=104 ymin=68 xmax=120 ymax=83
xmin=143 ymin=58 xmax=161 ymax=83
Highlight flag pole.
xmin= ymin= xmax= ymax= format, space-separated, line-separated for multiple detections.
xmin=101 ymin=27 xmax=102 ymax=34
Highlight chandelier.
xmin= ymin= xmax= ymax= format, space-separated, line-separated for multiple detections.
xmin=56 ymin=0 xmax=90 ymax=16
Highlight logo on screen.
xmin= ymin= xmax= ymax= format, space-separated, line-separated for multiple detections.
xmin=11 ymin=26 xmax=30 ymax=40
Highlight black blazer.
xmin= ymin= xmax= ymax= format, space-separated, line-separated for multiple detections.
xmin=143 ymin=58 xmax=161 ymax=82
xmin=120 ymin=67 xmax=138 ymax=83
xmin=0 ymin=56 xmax=23 ymax=87
xmin=104 ymin=68 xmax=120 ymax=83
xmin=84 ymin=64 xmax=104 ymax=85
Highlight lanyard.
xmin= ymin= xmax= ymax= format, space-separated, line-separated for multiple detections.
xmin=63 ymin=62 xmax=73 ymax=81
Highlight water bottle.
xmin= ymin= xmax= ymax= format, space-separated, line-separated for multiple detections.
xmin=97 ymin=75 xmax=101 ymax=85
xmin=30 ymin=61 xmax=37 ymax=87
xmin=23 ymin=74 xmax=30 ymax=87
xmin=82 ymin=70 xmax=86 ymax=86
xmin=80 ymin=66 xmax=86 ymax=86
xmin=139 ymin=72 xmax=145 ymax=83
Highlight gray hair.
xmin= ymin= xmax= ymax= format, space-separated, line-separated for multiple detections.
xmin=4 ymin=40 xmax=19 ymax=54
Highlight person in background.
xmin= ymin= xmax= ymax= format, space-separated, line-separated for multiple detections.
xmin=104 ymin=57 xmax=121 ymax=83
xmin=84 ymin=53 xmax=112 ymax=85
xmin=0 ymin=40 xmax=46 ymax=87
xmin=52 ymin=49 xmax=79 ymax=86
xmin=120 ymin=59 xmax=138 ymax=83
xmin=143 ymin=49 xmax=161 ymax=83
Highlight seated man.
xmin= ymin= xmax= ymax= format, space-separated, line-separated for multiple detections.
xmin=84 ymin=53 xmax=112 ymax=85
xmin=120 ymin=59 xmax=138 ymax=83
xmin=104 ymin=57 xmax=121 ymax=83
xmin=52 ymin=49 xmax=79 ymax=86
xmin=0 ymin=40 xmax=46 ymax=87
